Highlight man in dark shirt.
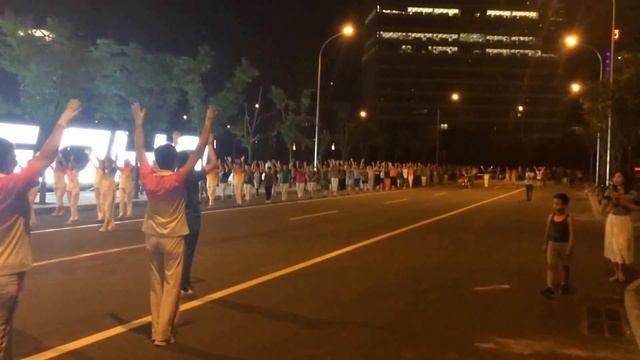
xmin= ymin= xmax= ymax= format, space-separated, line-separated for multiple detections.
xmin=176 ymin=136 xmax=217 ymax=295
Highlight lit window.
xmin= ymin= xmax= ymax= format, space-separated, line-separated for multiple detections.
xmin=459 ymin=33 xmax=486 ymax=42
xmin=486 ymin=35 xmax=536 ymax=44
xmin=428 ymin=46 xmax=458 ymax=55
xmin=486 ymin=48 xmax=542 ymax=57
xmin=379 ymin=7 xmax=460 ymax=17
xmin=408 ymin=7 xmax=460 ymax=16
xmin=0 ymin=123 xmax=39 ymax=145
xmin=400 ymin=45 xmax=413 ymax=54
xmin=378 ymin=31 xmax=458 ymax=42
xmin=486 ymin=10 xmax=538 ymax=19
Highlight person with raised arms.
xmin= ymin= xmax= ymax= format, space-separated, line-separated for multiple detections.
xmin=132 ymin=102 xmax=213 ymax=347
xmin=0 ymin=99 xmax=81 ymax=358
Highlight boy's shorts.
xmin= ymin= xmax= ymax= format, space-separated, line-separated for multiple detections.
xmin=547 ymin=242 xmax=571 ymax=267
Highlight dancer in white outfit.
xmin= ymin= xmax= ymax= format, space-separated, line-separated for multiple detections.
xmin=99 ymin=157 xmax=117 ymax=232
xmin=66 ymin=156 xmax=80 ymax=223
xmin=51 ymin=155 xmax=67 ymax=216
xmin=118 ymin=160 xmax=134 ymax=218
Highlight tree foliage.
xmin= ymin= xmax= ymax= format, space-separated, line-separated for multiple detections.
xmin=270 ymin=86 xmax=313 ymax=163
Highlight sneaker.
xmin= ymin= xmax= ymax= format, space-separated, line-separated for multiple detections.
xmin=540 ymin=287 xmax=556 ymax=299
xmin=153 ymin=337 xmax=175 ymax=347
xmin=181 ymin=288 xmax=194 ymax=296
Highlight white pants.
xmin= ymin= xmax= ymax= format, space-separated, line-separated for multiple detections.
xmin=119 ymin=186 xmax=133 ymax=217
xmin=296 ymin=183 xmax=305 ymax=198
xmin=408 ymin=176 xmax=414 ymax=188
xmin=307 ymin=182 xmax=317 ymax=197
xmin=281 ymin=184 xmax=289 ymax=201
xmin=207 ymin=181 xmax=217 ymax=206
xmin=421 ymin=176 xmax=427 ymax=187
xmin=67 ymin=189 xmax=79 ymax=221
xmin=331 ymin=178 xmax=339 ymax=195
xmin=55 ymin=186 xmax=66 ymax=209
xmin=243 ymin=184 xmax=252 ymax=202
xmin=146 ymin=235 xmax=184 ymax=342
xmin=101 ymin=188 xmax=115 ymax=229
xmin=0 ymin=273 xmax=25 ymax=360
xmin=94 ymin=187 xmax=103 ymax=219
xmin=234 ymin=183 xmax=243 ymax=205
xmin=483 ymin=174 xmax=490 ymax=188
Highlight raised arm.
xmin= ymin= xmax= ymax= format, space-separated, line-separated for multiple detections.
xmin=30 ymin=99 xmax=81 ymax=173
xmin=131 ymin=102 xmax=149 ymax=166
xmin=178 ymin=105 xmax=216 ymax=176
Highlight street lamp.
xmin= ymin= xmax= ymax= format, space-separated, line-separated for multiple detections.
xmin=570 ymin=82 xmax=583 ymax=94
xmin=517 ymin=105 xmax=525 ymax=113
xmin=436 ymin=92 xmax=461 ymax=165
xmin=313 ymin=23 xmax=355 ymax=167
xmin=563 ymin=34 xmax=605 ymax=186
xmin=359 ymin=110 xmax=368 ymax=119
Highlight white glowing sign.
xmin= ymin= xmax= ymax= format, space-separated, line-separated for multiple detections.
xmin=0 ymin=123 xmax=40 ymax=145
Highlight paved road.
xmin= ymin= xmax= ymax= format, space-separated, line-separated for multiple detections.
xmin=14 ymin=184 xmax=640 ymax=359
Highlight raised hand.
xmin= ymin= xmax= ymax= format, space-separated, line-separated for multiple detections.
xmin=58 ymin=99 xmax=82 ymax=127
xmin=206 ymin=105 xmax=219 ymax=123
xmin=131 ymin=102 xmax=146 ymax=126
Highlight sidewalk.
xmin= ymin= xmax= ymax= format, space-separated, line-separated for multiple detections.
xmin=587 ymin=189 xmax=640 ymax=350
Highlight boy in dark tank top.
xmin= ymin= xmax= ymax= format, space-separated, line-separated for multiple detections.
xmin=541 ymin=193 xmax=574 ymax=298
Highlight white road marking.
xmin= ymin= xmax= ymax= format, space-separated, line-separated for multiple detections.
xmin=384 ymin=198 xmax=408 ymax=204
xmin=289 ymin=210 xmax=339 ymax=221
xmin=473 ymin=284 xmax=511 ymax=291
xmin=23 ymin=188 xmax=523 ymax=360
xmin=434 ymin=192 xmax=447 ymax=196
xmin=32 ymin=244 xmax=146 ymax=267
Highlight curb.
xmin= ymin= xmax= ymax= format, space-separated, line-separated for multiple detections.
xmin=625 ymin=279 xmax=640 ymax=349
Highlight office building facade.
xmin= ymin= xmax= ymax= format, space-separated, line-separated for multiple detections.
xmin=361 ymin=0 xmax=568 ymax=162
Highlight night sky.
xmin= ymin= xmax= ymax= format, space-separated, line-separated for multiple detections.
xmin=0 ymin=0 xmax=636 ymax=106
xmin=0 ymin=0 xmax=362 ymax=102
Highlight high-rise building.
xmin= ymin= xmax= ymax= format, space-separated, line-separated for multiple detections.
xmin=361 ymin=0 xmax=568 ymax=162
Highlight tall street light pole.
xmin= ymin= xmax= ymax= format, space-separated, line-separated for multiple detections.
xmin=314 ymin=24 xmax=354 ymax=168
xmin=606 ymin=0 xmax=616 ymax=183
xmin=564 ymin=34 xmax=604 ymax=186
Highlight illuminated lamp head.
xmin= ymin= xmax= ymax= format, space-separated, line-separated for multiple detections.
xmin=0 ymin=137 xmax=17 ymax=175
xmin=154 ymin=144 xmax=179 ymax=171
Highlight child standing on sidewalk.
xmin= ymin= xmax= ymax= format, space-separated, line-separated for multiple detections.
xmin=541 ymin=193 xmax=574 ymax=298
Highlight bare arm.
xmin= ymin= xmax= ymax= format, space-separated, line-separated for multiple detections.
xmin=178 ymin=105 xmax=216 ymax=176
xmin=542 ymin=215 xmax=551 ymax=250
xmin=30 ymin=100 xmax=81 ymax=173
xmin=131 ymin=102 xmax=149 ymax=166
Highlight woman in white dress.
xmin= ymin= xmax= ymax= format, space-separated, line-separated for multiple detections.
xmin=601 ymin=172 xmax=640 ymax=283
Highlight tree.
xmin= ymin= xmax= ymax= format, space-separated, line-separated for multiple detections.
xmin=90 ymin=40 xmax=183 ymax=151
xmin=0 ymin=12 xmax=93 ymax=147
xmin=228 ymin=87 xmax=272 ymax=162
xmin=172 ymin=45 xmax=214 ymax=127
xmin=270 ymin=86 xmax=313 ymax=164
xmin=210 ymin=59 xmax=259 ymax=135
